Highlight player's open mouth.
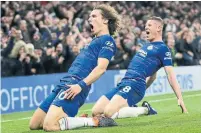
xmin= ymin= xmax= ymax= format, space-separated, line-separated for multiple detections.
xmin=146 ymin=31 xmax=150 ymax=35
xmin=89 ymin=24 xmax=94 ymax=31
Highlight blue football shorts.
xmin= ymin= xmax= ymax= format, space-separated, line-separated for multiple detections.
xmin=39 ymin=77 xmax=88 ymax=117
xmin=104 ymin=80 xmax=146 ymax=107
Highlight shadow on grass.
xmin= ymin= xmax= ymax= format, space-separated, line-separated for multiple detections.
xmin=21 ymin=126 xmax=118 ymax=133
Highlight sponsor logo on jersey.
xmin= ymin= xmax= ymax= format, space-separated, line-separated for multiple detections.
xmin=164 ymin=52 xmax=172 ymax=60
xmin=165 ymin=52 xmax=171 ymax=57
xmin=147 ymin=45 xmax=153 ymax=50
xmin=102 ymin=46 xmax=114 ymax=52
xmin=105 ymin=41 xmax=114 ymax=47
xmin=164 ymin=57 xmax=172 ymax=60
xmin=138 ymin=49 xmax=147 ymax=57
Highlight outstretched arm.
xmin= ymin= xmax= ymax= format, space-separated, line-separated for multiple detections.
xmin=146 ymin=73 xmax=157 ymax=89
xmin=83 ymin=58 xmax=109 ymax=85
xmin=164 ymin=66 xmax=188 ymax=113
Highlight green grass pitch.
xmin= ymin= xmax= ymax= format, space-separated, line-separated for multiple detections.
xmin=1 ymin=90 xmax=201 ymax=133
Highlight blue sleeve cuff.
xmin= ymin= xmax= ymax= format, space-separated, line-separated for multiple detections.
xmin=78 ymin=80 xmax=88 ymax=90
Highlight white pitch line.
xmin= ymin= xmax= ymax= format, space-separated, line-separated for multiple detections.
xmin=1 ymin=117 xmax=32 ymax=123
xmin=1 ymin=93 xmax=201 ymax=123
xmin=1 ymin=109 xmax=92 ymax=123
xmin=149 ymin=93 xmax=201 ymax=103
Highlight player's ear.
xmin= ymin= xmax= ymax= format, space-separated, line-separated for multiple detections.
xmin=157 ymin=25 xmax=162 ymax=32
xmin=103 ymin=19 xmax=109 ymax=24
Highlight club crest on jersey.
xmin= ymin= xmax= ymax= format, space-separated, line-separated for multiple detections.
xmin=147 ymin=45 xmax=153 ymax=50
xmin=138 ymin=49 xmax=147 ymax=57
xmin=105 ymin=41 xmax=114 ymax=47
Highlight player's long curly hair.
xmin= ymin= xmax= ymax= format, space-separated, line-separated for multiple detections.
xmin=94 ymin=4 xmax=121 ymax=36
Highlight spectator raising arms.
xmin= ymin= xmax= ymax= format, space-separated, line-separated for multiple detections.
xmin=1 ymin=1 xmax=201 ymax=77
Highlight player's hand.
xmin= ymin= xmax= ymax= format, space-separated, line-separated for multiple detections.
xmin=177 ymin=99 xmax=188 ymax=114
xmin=64 ymin=84 xmax=82 ymax=100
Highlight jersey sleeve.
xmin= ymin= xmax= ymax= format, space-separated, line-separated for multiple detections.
xmin=98 ymin=37 xmax=116 ymax=61
xmin=158 ymin=46 xmax=173 ymax=66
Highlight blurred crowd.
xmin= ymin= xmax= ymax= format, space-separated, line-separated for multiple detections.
xmin=1 ymin=1 xmax=201 ymax=77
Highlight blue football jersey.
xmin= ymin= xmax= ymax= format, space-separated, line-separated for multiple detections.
xmin=65 ymin=34 xmax=116 ymax=80
xmin=48 ymin=35 xmax=116 ymax=114
xmin=123 ymin=41 xmax=172 ymax=81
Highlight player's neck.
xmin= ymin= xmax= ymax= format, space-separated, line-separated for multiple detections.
xmin=96 ymin=28 xmax=110 ymax=37
xmin=151 ymin=35 xmax=163 ymax=42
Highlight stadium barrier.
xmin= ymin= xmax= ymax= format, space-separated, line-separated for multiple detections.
xmin=1 ymin=66 xmax=201 ymax=114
